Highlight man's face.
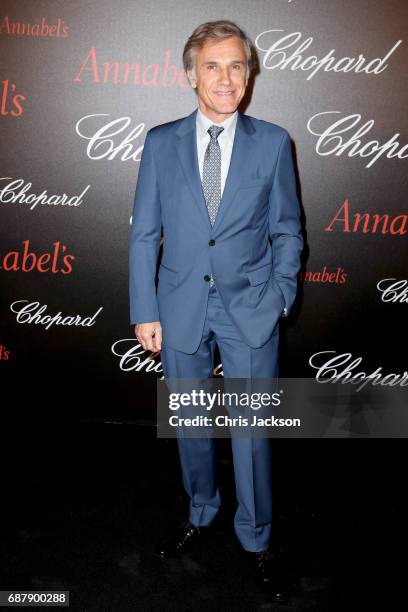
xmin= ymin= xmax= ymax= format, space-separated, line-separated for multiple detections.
xmin=187 ymin=36 xmax=249 ymax=123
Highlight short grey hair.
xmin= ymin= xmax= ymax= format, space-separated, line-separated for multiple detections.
xmin=183 ymin=20 xmax=257 ymax=81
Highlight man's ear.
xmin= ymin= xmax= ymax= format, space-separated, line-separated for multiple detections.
xmin=187 ymin=70 xmax=197 ymax=89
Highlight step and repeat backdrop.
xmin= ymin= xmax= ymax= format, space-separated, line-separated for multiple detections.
xmin=1 ymin=0 xmax=407 ymax=422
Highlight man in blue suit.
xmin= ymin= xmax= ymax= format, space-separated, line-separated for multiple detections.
xmin=129 ymin=20 xmax=303 ymax=595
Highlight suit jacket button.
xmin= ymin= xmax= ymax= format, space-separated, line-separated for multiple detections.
xmin=208 ymin=239 xmax=215 ymax=246
xmin=204 ymin=274 xmax=211 ymax=282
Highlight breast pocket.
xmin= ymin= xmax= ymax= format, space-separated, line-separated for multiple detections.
xmin=238 ymin=176 xmax=270 ymax=190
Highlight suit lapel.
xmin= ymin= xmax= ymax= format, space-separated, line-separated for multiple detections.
xmin=175 ymin=108 xmax=210 ymax=230
xmin=175 ymin=108 xmax=256 ymax=234
xmin=212 ymin=110 xmax=255 ymax=233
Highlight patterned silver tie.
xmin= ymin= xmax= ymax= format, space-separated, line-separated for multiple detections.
xmin=202 ymin=125 xmax=224 ymax=286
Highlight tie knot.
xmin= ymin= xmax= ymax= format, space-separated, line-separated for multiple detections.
xmin=208 ymin=125 xmax=224 ymax=140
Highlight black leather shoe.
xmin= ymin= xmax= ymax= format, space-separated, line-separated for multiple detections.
xmin=251 ymin=549 xmax=287 ymax=602
xmin=157 ymin=521 xmax=204 ymax=558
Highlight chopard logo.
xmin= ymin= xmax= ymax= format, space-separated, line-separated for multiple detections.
xmin=10 ymin=301 xmax=103 ymax=330
xmin=111 ymin=339 xmax=164 ymax=377
xmin=0 ymin=177 xmax=90 ymax=211
xmin=376 ymin=279 xmax=408 ymax=304
xmin=111 ymin=339 xmax=224 ymax=377
xmin=309 ymin=351 xmax=408 ymax=392
xmin=76 ymin=114 xmax=145 ymax=162
xmin=255 ymin=29 xmax=402 ymax=80
xmin=307 ymin=112 xmax=408 ymax=168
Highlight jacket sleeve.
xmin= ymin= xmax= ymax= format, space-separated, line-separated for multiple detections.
xmin=129 ymin=129 xmax=162 ymax=324
xmin=268 ymin=130 xmax=303 ymax=316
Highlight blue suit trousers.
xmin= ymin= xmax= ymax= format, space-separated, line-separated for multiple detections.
xmin=160 ymin=282 xmax=279 ymax=552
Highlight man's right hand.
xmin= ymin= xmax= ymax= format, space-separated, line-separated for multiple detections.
xmin=134 ymin=321 xmax=162 ymax=352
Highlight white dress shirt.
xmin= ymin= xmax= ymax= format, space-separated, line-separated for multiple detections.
xmin=196 ymin=107 xmax=238 ymax=197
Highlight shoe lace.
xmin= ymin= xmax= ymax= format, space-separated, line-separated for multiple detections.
xmin=256 ymin=549 xmax=273 ymax=569
xmin=177 ymin=522 xmax=199 ymax=548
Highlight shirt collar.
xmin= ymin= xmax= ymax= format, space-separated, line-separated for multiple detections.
xmin=196 ymin=107 xmax=238 ymax=139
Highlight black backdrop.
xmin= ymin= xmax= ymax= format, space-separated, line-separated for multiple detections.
xmin=1 ymin=0 xmax=407 ymax=423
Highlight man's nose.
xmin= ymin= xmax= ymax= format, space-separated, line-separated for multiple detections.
xmin=218 ymin=67 xmax=232 ymax=83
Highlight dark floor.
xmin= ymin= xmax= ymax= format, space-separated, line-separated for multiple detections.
xmin=0 ymin=423 xmax=404 ymax=611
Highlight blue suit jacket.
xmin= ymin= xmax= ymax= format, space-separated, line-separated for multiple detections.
xmin=129 ymin=108 xmax=303 ymax=354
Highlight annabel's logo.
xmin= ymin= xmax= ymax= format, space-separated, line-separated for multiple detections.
xmin=74 ymin=47 xmax=188 ymax=88
xmin=0 ymin=15 xmax=69 ymax=38
xmin=0 ymin=240 xmax=75 ymax=274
